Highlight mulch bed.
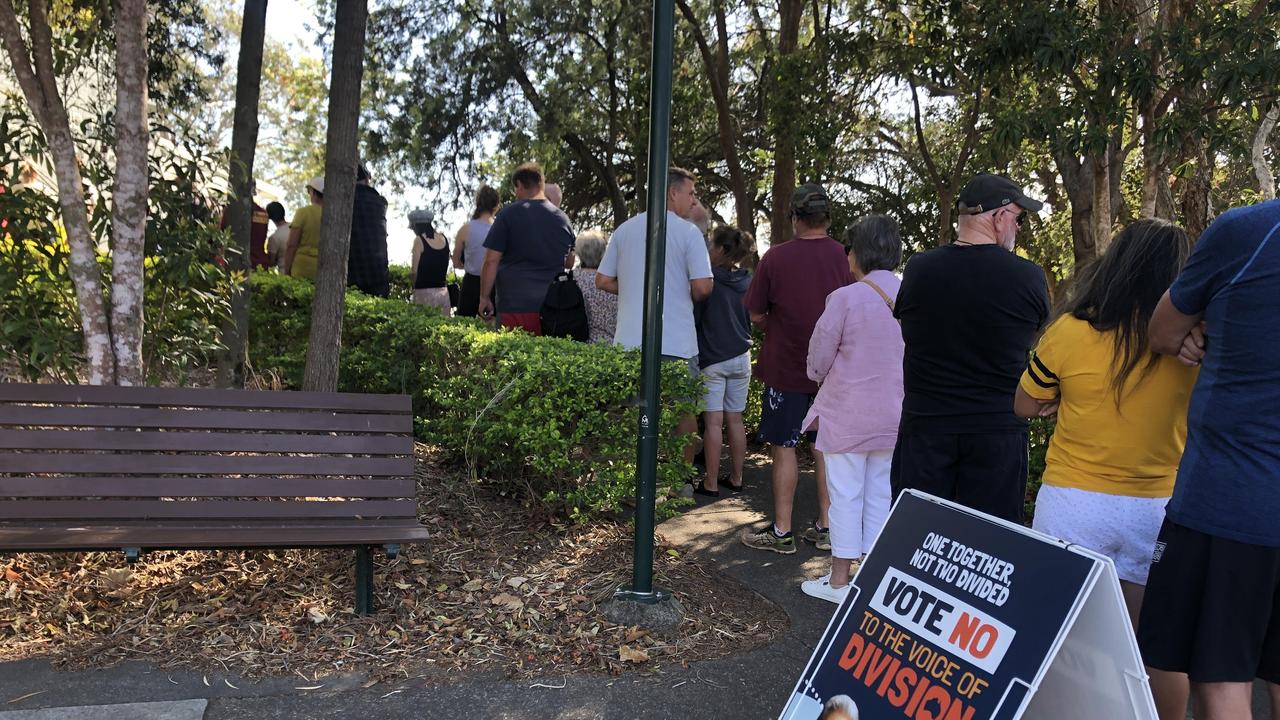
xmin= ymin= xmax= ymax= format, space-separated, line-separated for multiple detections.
xmin=0 ymin=446 xmax=786 ymax=683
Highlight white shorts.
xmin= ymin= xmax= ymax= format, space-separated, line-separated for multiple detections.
xmin=1031 ymin=484 xmax=1168 ymax=585
xmin=825 ymin=449 xmax=894 ymax=560
xmin=701 ymin=352 xmax=751 ymax=413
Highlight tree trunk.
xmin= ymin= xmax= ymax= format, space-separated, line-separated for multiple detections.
xmin=1055 ymin=151 xmax=1098 ymax=265
xmin=767 ymin=0 xmax=803 ymax=245
xmin=108 ymin=0 xmax=150 ymax=386
xmin=218 ymin=0 xmax=269 ymax=389
xmin=1180 ymin=143 xmax=1214 ymax=240
xmin=675 ymin=0 xmax=753 ymax=234
xmin=937 ymin=189 xmax=955 ymax=246
xmin=1253 ymin=102 xmax=1278 ymax=201
xmin=0 ymin=0 xmax=116 ymax=383
xmin=302 ymin=0 xmax=367 ymax=392
xmin=1090 ymin=149 xmax=1113 ymax=255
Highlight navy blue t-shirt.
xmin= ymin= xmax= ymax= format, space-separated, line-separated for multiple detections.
xmin=1167 ymin=199 xmax=1280 ymax=547
xmin=483 ymin=199 xmax=574 ymax=313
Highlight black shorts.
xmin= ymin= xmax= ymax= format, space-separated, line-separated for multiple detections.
xmin=889 ymin=430 xmax=1027 ymax=523
xmin=757 ymin=385 xmax=816 ymax=448
xmin=1137 ymin=519 xmax=1280 ymax=683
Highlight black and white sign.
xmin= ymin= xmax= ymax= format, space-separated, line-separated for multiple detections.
xmin=780 ymin=490 xmax=1158 ymax=720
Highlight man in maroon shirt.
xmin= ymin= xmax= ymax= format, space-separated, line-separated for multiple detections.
xmin=741 ymin=183 xmax=853 ymax=554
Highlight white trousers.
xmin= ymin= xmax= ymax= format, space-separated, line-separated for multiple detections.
xmin=825 ymin=449 xmax=894 ymax=560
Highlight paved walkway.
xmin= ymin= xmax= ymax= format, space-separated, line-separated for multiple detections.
xmin=0 ymin=455 xmax=1271 ymax=718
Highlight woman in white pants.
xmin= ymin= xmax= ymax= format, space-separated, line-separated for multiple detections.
xmin=800 ymin=215 xmax=905 ymax=604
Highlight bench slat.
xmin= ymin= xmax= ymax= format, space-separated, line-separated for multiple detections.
xmin=0 ymin=406 xmax=412 ymax=433
xmin=0 ymin=383 xmax=411 ymax=413
xmin=0 ymin=430 xmax=411 ymax=454
xmin=0 ymin=476 xmax=416 ymax=498
xmin=0 ymin=521 xmax=431 ymax=551
xmin=0 ymin=500 xmax=417 ymax=520
xmin=0 ymin=453 xmax=415 ymax=476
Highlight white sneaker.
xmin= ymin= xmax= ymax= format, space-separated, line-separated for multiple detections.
xmin=801 ymin=573 xmax=851 ymax=605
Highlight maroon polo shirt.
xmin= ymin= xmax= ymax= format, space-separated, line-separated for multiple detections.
xmin=743 ymin=234 xmax=853 ymax=394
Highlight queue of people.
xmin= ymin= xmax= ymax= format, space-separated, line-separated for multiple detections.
xmin=244 ymin=155 xmax=1278 ymax=718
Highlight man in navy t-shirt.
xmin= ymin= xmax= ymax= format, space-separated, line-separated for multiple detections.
xmin=1140 ymin=199 xmax=1280 ymax=719
xmin=479 ymin=162 xmax=575 ymax=334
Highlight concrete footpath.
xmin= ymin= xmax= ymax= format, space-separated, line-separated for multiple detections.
xmin=0 ymin=457 xmax=1272 ymax=718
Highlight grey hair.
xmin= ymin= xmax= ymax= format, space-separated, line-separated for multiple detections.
xmin=845 ymin=214 xmax=903 ymax=273
xmin=820 ymin=695 xmax=859 ymax=720
xmin=575 ymin=229 xmax=608 ymax=269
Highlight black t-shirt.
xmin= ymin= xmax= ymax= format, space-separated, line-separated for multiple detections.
xmin=893 ymin=244 xmax=1050 ymax=432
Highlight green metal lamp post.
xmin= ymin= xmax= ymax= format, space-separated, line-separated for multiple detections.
xmin=616 ymin=0 xmax=675 ymax=605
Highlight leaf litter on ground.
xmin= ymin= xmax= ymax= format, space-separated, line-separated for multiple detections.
xmin=0 ymin=446 xmax=786 ymax=682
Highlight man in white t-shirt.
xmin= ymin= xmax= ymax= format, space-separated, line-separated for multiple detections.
xmin=597 ymin=166 xmax=714 ymax=463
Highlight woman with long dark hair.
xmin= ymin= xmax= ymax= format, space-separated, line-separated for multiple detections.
xmin=1015 ymin=218 xmax=1194 ymax=720
xmin=453 ymin=185 xmax=501 ymax=317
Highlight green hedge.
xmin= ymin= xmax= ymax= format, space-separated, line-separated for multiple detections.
xmin=249 ymin=274 xmax=700 ymax=520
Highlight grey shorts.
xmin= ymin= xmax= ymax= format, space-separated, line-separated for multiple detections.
xmin=700 ymin=352 xmax=751 ymax=413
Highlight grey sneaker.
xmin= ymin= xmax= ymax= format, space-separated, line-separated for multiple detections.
xmin=740 ymin=526 xmax=796 ymax=555
xmin=801 ymin=525 xmax=831 ymax=551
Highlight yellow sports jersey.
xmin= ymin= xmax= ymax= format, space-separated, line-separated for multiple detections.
xmin=1020 ymin=315 xmax=1198 ymax=497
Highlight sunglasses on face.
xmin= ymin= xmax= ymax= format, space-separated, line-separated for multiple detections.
xmin=1001 ymin=207 xmax=1027 ymax=227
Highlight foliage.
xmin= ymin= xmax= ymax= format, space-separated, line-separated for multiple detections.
xmin=0 ymin=99 xmax=234 ymax=382
xmin=1025 ymin=417 xmax=1054 ymax=522
xmin=249 ymin=273 xmax=700 ymax=520
xmin=0 ymin=180 xmax=81 ymax=381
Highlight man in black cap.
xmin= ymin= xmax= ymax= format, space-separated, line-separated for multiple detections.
xmin=890 ymin=174 xmax=1050 ymax=522
xmin=740 ymin=183 xmax=853 ymax=554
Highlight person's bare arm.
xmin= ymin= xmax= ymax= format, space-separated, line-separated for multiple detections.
xmin=284 ymin=226 xmax=302 ymax=275
xmin=750 ymin=312 xmax=767 ymax=331
xmin=595 ymin=272 xmax=619 ymax=294
xmin=1149 ymin=291 xmax=1206 ymax=366
xmin=690 ymin=277 xmax=713 ymax=301
xmin=452 ymin=224 xmax=468 ymax=268
xmin=564 ymin=250 xmax=576 ymax=269
xmin=1014 ymin=385 xmax=1059 ymax=419
xmin=478 ymin=249 xmax=502 ymax=319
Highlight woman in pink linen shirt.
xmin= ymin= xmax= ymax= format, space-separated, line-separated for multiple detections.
xmin=800 ymin=215 xmax=905 ymax=605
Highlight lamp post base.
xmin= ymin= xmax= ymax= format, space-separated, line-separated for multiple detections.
xmin=603 ymin=585 xmax=685 ymax=632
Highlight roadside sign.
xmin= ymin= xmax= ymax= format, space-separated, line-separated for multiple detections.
xmin=781 ymin=490 xmax=1158 ymax=720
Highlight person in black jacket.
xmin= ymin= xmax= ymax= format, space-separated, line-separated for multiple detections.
xmin=692 ymin=225 xmax=756 ymax=496
xmin=348 ymin=162 xmax=390 ymax=297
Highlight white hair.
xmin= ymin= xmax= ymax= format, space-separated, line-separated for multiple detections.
xmin=822 ymin=695 xmax=859 ymax=720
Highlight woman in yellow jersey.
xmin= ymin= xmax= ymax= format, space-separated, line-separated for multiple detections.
xmin=1015 ymin=218 xmax=1194 ymax=720
xmin=285 ymin=177 xmax=324 ymax=279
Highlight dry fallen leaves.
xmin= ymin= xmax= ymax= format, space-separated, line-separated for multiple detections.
xmin=618 ymin=645 xmax=649 ymax=664
xmin=0 ymin=446 xmax=786 ymax=682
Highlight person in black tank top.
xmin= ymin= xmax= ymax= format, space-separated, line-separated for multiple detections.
xmin=409 ymin=209 xmax=453 ymax=316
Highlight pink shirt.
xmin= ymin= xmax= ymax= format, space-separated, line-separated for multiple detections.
xmin=802 ymin=270 xmax=905 ymax=454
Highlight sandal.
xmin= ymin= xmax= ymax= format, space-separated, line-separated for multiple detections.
xmin=691 ymin=479 xmax=721 ymax=497
xmin=723 ymin=477 xmax=744 ymax=493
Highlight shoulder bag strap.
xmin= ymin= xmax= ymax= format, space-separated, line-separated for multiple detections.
xmin=860 ymin=277 xmax=895 ymax=312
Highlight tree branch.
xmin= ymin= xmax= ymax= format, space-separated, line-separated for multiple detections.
xmin=909 ymin=80 xmax=942 ymax=187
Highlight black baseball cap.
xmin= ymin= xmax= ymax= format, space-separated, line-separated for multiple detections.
xmin=791 ymin=183 xmax=831 ymax=215
xmin=956 ymin=174 xmax=1043 ymax=215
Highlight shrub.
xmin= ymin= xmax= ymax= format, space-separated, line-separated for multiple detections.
xmin=1025 ymin=417 xmax=1053 ymax=521
xmin=249 ymin=273 xmax=700 ymax=520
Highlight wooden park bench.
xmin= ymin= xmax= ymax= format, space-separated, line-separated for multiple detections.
xmin=0 ymin=382 xmax=429 ymax=614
